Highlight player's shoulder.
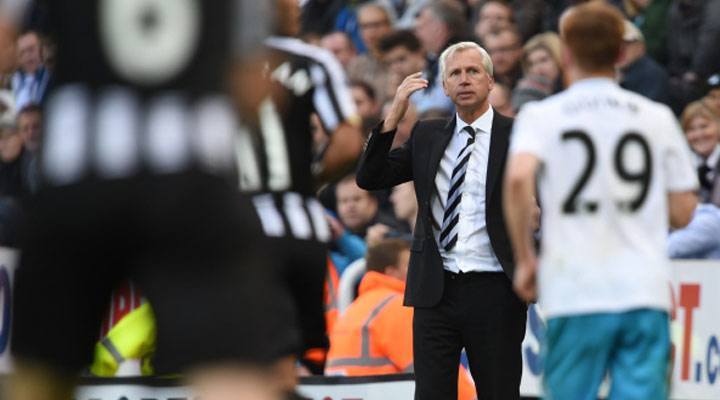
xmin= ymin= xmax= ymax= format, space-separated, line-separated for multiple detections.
xmin=618 ymin=88 xmax=680 ymax=141
xmin=517 ymin=89 xmax=569 ymax=119
xmin=618 ymin=86 xmax=673 ymax=117
xmin=512 ymin=94 xmax=560 ymax=132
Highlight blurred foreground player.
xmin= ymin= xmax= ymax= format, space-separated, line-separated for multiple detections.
xmin=233 ymin=0 xmax=363 ymax=380
xmin=504 ymin=2 xmax=698 ymax=399
xmin=2 ymin=1 xmax=297 ymax=400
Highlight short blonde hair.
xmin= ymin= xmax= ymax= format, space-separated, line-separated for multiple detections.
xmin=522 ymin=32 xmax=562 ymax=74
xmin=439 ymin=41 xmax=494 ymax=80
xmin=681 ymin=101 xmax=720 ymax=132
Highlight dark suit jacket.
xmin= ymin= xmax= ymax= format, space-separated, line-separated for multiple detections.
xmin=356 ymin=113 xmax=515 ymax=308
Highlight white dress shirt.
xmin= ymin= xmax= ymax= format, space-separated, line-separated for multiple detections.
xmin=431 ymin=107 xmax=503 ymax=273
xmin=697 ymin=144 xmax=720 ymax=176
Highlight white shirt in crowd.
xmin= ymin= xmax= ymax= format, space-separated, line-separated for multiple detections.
xmin=510 ymin=78 xmax=698 ymax=318
xmin=696 ymin=144 xmax=720 ymax=177
xmin=431 ymin=107 xmax=503 ymax=274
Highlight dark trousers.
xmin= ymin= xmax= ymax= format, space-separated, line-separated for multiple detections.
xmin=413 ymin=271 xmax=527 ymax=400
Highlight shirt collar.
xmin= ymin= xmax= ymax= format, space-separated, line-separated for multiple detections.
xmin=569 ymin=77 xmax=617 ymax=90
xmin=454 ymin=106 xmax=494 ymax=137
xmin=706 ymin=145 xmax=720 ymax=168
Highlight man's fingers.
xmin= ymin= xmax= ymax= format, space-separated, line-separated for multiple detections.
xmin=401 ymin=82 xmax=428 ymax=95
xmin=402 ymin=78 xmax=428 ymax=86
xmin=405 ymin=82 xmax=428 ymax=91
xmin=400 ymin=72 xmax=426 ymax=86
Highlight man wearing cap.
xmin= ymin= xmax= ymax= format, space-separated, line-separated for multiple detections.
xmin=617 ymin=20 xmax=671 ymax=105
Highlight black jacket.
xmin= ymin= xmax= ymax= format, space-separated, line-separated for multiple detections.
xmin=357 ymin=113 xmax=515 ymax=308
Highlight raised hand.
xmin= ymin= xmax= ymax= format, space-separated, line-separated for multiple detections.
xmin=382 ymin=72 xmax=428 ymax=132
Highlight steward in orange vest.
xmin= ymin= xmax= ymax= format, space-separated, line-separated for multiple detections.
xmin=326 ymin=239 xmax=476 ymax=399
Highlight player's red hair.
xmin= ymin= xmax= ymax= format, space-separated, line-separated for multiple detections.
xmin=560 ymin=1 xmax=624 ymax=74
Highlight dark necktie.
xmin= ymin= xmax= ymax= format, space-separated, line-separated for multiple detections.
xmin=698 ymin=164 xmax=712 ymax=190
xmin=439 ymin=126 xmax=476 ymax=251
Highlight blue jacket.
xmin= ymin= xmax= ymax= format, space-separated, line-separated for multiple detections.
xmin=668 ymin=204 xmax=720 ymax=260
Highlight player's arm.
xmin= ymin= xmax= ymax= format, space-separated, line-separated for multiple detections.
xmin=667 ymin=191 xmax=697 ymax=229
xmin=316 ymin=121 xmax=364 ymax=184
xmin=503 ymin=152 xmax=541 ymax=302
xmin=310 ymin=53 xmax=364 ymax=184
xmin=356 ymin=72 xmax=427 ymax=190
xmin=660 ymin=107 xmax=700 ymax=229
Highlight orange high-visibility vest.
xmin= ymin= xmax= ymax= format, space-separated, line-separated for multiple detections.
xmin=325 ymin=256 xmax=340 ymax=334
xmin=326 ymin=271 xmax=476 ymax=400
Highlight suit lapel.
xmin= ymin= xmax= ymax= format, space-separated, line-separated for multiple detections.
xmin=425 ymin=117 xmax=456 ymax=191
xmin=486 ymin=113 xmax=510 ymax=202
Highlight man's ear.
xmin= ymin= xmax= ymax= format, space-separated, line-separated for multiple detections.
xmin=383 ymin=264 xmax=399 ymax=279
xmin=442 ymin=78 xmax=449 ymax=96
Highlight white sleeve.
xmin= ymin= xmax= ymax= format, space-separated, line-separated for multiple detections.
xmin=309 ymin=48 xmax=358 ymax=132
xmin=661 ymin=107 xmax=699 ymax=192
xmin=509 ymin=102 xmax=548 ymax=161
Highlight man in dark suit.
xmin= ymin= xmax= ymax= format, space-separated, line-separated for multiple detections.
xmin=357 ymin=41 xmax=527 ymax=400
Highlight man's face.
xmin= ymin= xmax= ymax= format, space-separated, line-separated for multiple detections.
xmin=336 ymin=180 xmax=377 ymax=232
xmin=488 ymin=84 xmax=514 ymax=117
xmin=320 ymin=33 xmax=356 ymax=69
xmin=18 ymin=110 xmax=41 ymax=152
xmin=526 ymin=47 xmax=560 ymax=83
xmin=685 ymin=116 xmax=720 ymax=159
xmin=414 ymin=8 xmax=446 ymax=55
xmin=442 ymin=49 xmax=494 ymax=112
xmin=484 ymin=30 xmax=522 ymax=77
xmin=0 ymin=129 xmax=23 ymax=162
xmin=617 ymin=41 xmax=644 ymax=69
xmin=358 ymin=6 xmax=391 ymax=53
xmin=390 ymin=182 xmax=417 ymax=222
xmin=384 ymin=46 xmax=425 ymax=78
xmin=475 ymin=2 xmax=512 ymax=39
xmin=351 ymin=86 xmax=378 ymax=120
xmin=17 ymin=32 xmax=42 ymax=74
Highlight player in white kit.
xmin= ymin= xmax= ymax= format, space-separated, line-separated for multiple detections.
xmin=503 ymin=2 xmax=698 ymax=399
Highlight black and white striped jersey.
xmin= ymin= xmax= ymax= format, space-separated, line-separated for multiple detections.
xmin=235 ymin=36 xmax=358 ymax=197
xmin=33 ymin=0 xmax=271 ymax=185
xmin=236 ymin=37 xmax=358 ymax=243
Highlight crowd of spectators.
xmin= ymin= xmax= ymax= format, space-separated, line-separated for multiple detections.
xmin=3 ymin=0 xmax=720 ymax=383
xmin=302 ymin=0 xmax=720 ymax=265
